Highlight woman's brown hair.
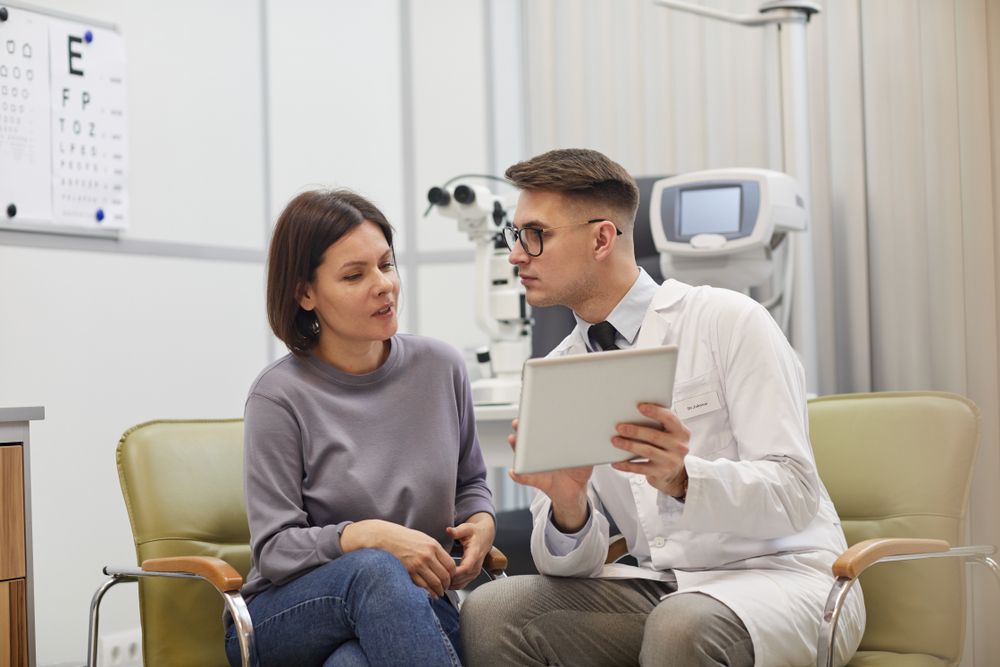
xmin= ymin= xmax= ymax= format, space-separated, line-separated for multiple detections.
xmin=266 ymin=189 xmax=395 ymax=355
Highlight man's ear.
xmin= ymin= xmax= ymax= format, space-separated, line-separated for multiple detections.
xmin=592 ymin=221 xmax=618 ymax=260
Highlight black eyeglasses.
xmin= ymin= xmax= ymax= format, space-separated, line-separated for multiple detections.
xmin=502 ymin=219 xmax=622 ymax=257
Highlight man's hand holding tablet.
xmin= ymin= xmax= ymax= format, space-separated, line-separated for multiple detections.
xmin=507 ymin=417 xmax=595 ymax=531
xmin=508 ymin=346 xmax=685 ymax=527
xmin=511 ymin=346 xmax=679 ymax=474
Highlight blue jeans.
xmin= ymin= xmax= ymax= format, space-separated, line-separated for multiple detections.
xmin=225 ymin=549 xmax=463 ymax=667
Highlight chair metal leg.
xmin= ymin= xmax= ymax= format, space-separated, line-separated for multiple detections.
xmin=89 ymin=566 xmax=257 ymax=667
xmin=968 ymin=554 xmax=1000 ymax=586
xmin=817 ymin=545 xmax=1000 ymax=667
xmin=87 ymin=574 xmax=138 ymax=667
xmin=816 ymin=576 xmax=855 ymax=667
xmin=223 ymin=591 xmax=257 ymax=667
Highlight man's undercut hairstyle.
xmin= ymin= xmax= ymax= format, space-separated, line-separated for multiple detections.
xmin=266 ymin=189 xmax=395 ymax=356
xmin=505 ymin=148 xmax=640 ymax=226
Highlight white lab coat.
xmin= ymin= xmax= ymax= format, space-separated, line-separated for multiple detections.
xmin=530 ymin=279 xmax=865 ymax=666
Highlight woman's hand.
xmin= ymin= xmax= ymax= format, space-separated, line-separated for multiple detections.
xmin=446 ymin=512 xmax=496 ymax=590
xmin=341 ymin=520 xmax=456 ymax=597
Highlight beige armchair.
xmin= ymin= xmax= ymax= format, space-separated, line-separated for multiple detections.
xmin=602 ymin=391 xmax=997 ymax=666
xmin=87 ymin=419 xmax=507 ymax=667
xmin=810 ymin=392 xmax=998 ymax=666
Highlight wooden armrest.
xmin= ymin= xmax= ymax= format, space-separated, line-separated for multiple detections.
xmin=141 ymin=556 xmax=243 ymax=594
xmin=832 ymin=538 xmax=950 ymax=579
xmin=606 ymin=535 xmax=629 ymax=564
xmin=483 ymin=546 xmax=508 ymax=575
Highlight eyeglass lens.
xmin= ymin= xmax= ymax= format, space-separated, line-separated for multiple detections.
xmin=503 ymin=226 xmax=543 ymax=257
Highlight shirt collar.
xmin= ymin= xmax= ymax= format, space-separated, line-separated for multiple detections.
xmin=574 ymin=267 xmax=659 ymax=351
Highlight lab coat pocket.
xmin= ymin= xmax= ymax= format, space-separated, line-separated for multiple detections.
xmin=672 ymin=370 xmax=733 ymax=457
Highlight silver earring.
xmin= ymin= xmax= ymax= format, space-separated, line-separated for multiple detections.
xmin=310 ymin=317 xmax=320 ymax=335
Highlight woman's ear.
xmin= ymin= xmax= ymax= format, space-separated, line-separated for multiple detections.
xmin=296 ymin=282 xmax=315 ymax=311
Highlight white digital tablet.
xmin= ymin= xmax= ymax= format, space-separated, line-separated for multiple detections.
xmin=512 ymin=345 xmax=679 ymax=474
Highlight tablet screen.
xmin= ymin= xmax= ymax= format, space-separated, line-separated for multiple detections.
xmin=513 ymin=346 xmax=678 ymax=474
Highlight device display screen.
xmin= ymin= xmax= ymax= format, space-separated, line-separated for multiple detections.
xmin=679 ymin=186 xmax=742 ymax=236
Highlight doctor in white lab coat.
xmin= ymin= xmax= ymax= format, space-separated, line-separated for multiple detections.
xmin=460 ymin=148 xmax=865 ymax=667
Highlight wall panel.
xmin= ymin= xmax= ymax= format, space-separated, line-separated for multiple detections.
xmin=17 ymin=0 xmax=268 ymax=250
xmin=415 ymin=262 xmax=484 ymax=359
xmin=0 ymin=245 xmax=267 ymax=664
xmin=266 ymin=0 xmax=406 ymax=244
xmin=411 ymin=0 xmax=491 ymax=254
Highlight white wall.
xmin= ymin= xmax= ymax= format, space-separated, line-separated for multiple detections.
xmin=266 ymin=0 xmax=406 ymax=242
xmin=0 ymin=1 xmax=271 ymax=664
xmin=1 ymin=1 xmax=519 ymax=664
xmin=0 ymin=247 xmax=267 ymax=663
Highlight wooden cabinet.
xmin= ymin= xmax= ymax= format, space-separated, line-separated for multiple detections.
xmin=0 ymin=408 xmax=42 ymax=667
xmin=0 ymin=579 xmax=27 ymax=667
xmin=0 ymin=446 xmax=26 ymax=580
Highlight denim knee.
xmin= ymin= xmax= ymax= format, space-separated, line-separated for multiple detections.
xmin=339 ymin=548 xmax=415 ymax=594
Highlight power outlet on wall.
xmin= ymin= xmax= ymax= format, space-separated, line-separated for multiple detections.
xmin=97 ymin=628 xmax=142 ymax=667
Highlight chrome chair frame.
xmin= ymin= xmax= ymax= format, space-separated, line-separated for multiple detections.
xmin=815 ymin=543 xmax=1000 ymax=667
xmin=87 ymin=565 xmax=256 ymax=667
xmin=88 ymin=556 xmax=507 ymax=666
xmin=453 ymin=559 xmax=508 ymax=607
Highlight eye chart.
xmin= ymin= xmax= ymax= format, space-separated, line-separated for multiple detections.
xmin=0 ymin=4 xmax=127 ymax=233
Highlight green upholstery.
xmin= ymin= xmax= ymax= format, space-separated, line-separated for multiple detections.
xmin=116 ymin=419 xmax=248 ymax=667
xmin=809 ymin=392 xmax=980 ymax=667
xmin=112 ymin=393 xmax=981 ymax=666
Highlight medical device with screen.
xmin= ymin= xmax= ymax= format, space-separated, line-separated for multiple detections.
xmin=648 ymin=168 xmax=806 ymax=292
xmin=678 ymin=185 xmax=744 ymax=236
xmin=650 ymin=169 xmax=803 ymax=254
xmin=677 ymin=186 xmax=740 ymax=236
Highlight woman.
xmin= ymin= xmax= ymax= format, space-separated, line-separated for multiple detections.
xmin=225 ymin=189 xmax=495 ymax=667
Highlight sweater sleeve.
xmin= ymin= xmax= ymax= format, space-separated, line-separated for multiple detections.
xmin=452 ymin=363 xmax=495 ymax=525
xmin=243 ymin=392 xmax=349 ymax=587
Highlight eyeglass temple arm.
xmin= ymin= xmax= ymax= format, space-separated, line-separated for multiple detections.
xmin=587 ymin=218 xmax=623 ymax=235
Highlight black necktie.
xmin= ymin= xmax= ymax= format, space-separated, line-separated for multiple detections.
xmin=588 ymin=321 xmax=620 ymax=351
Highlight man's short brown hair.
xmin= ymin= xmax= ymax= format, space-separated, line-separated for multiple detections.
xmin=505 ymin=148 xmax=640 ymax=225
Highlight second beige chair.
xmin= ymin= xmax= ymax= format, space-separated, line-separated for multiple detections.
xmin=602 ymin=391 xmax=998 ymax=666
xmin=810 ymin=392 xmax=998 ymax=666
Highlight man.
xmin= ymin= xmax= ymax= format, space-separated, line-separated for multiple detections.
xmin=461 ymin=149 xmax=864 ymax=666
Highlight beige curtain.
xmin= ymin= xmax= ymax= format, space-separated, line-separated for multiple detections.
xmin=520 ymin=0 xmax=1000 ymax=661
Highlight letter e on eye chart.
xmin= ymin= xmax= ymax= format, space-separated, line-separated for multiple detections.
xmin=48 ymin=16 xmax=127 ymax=230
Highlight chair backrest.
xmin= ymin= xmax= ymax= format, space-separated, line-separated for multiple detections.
xmin=117 ymin=419 xmax=249 ymax=667
xmin=808 ymin=391 xmax=980 ymax=663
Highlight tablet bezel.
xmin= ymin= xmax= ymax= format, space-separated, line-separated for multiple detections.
xmin=512 ymin=345 xmax=679 ymax=474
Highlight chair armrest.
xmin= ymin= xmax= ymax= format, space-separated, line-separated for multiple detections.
xmin=818 ymin=539 xmax=999 ymax=667
xmin=831 ymin=538 xmax=950 ymax=579
xmin=606 ymin=535 xmax=628 ymax=564
xmin=141 ymin=556 xmax=243 ymax=594
xmin=483 ymin=547 xmax=508 ymax=575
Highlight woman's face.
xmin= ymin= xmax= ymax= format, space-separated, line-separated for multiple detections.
xmin=298 ymin=220 xmax=400 ymax=349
